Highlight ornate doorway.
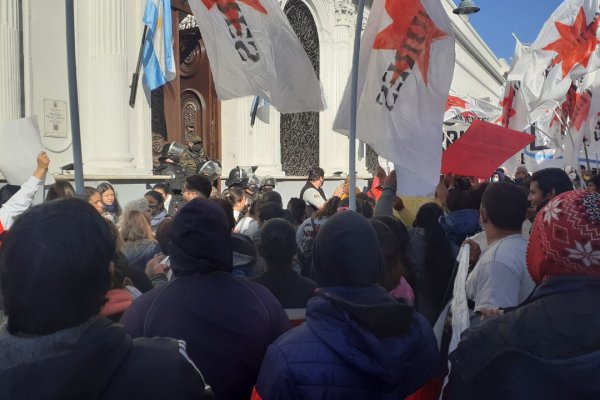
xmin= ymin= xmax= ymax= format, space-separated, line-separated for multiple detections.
xmin=151 ymin=0 xmax=221 ymax=160
xmin=280 ymin=0 xmax=320 ymax=176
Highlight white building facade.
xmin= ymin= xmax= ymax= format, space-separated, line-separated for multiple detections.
xmin=1 ymin=0 xmax=508 ymax=203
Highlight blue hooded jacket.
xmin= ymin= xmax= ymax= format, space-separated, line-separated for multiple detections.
xmin=254 ymin=212 xmax=440 ymax=399
xmin=439 ymin=209 xmax=481 ymax=246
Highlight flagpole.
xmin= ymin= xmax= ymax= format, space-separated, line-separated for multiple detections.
xmin=349 ymin=0 xmax=366 ymax=212
xmin=65 ymin=0 xmax=85 ymax=195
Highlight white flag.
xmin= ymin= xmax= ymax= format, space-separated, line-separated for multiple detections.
xmin=333 ymin=0 xmax=455 ymax=196
xmin=522 ymin=0 xmax=600 ymax=111
xmin=188 ymin=0 xmax=326 ymax=113
xmin=444 ymin=94 xmax=501 ymax=123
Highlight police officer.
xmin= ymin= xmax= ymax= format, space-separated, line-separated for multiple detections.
xmin=261 ymin=176 xmax=277 ymax=193
xmin=223 ymin=166 xmax=249 ymax=196
xmin=153 ymin=143 xmax=186 ymax=214
xmin=180 ymin=135 xmax=207 ymax=176
xmin=198 ymin=160 xmax=223 ymax=199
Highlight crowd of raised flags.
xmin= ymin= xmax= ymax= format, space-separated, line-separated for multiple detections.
xmin=144 ymin=0 xmax=600 ymax=195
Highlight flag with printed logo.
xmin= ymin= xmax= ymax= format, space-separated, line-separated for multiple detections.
xmin=188 ymin=0 xmax=326 ymax=113
xmin=333 ymin=0 xmax=455 ymax=196
xmin=521 ymin=0 xmax=600 ymax=111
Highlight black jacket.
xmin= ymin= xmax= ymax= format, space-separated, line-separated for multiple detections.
xmin=0 ymin=317 xmax=213 ymax=400
xmin=445 ymin=276 xmax=600 ymax=400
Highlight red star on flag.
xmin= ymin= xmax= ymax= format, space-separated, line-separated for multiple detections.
xmin=499 ymin=85 xmax=517 ymax=126
xmin=543 ymin=7 xmax=600 ymax=78
xmin=446 ymin=95 xmax=467 ymax=111
xmin=572 ymin=89 xmax=591 ymax=131
xmin=202 ymin=0 xmax=267 ymax=36
xmin=373 ymin=0 xmax=447 ymax=85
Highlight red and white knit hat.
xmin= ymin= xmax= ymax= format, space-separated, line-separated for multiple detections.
xmin=527 ymin=189 xmax=600 ymax=284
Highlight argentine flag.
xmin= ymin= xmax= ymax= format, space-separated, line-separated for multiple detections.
xmin=142 ymin=0 xmax=176 ymax=95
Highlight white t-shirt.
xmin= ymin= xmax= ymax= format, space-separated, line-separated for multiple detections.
xmin=466 ymin=234 xmax=535 ymax=312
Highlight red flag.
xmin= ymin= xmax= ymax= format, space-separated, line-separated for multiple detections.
xmin=442 ymin=120 xmax=535 ymax=179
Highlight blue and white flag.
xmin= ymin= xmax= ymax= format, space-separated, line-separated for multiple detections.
xmin=143 ymin=0 xmax=176 ymax=95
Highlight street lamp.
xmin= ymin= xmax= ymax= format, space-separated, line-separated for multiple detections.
xmin=453 ymin=0 xmax=480 ymax=15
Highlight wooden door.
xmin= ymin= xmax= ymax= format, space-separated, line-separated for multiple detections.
xmin=163 ymin=1 xmax=221 ymax=160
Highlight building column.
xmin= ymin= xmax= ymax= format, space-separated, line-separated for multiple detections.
xmin=223 ymin=97 xmax=283 ymax=176
xmin=0 ymin=0 xmax=21 ymax=122
xmin=319 ymin=0 xmax=354 ymax=174
xmin=80 ymin=0 xmax=134 ymax=170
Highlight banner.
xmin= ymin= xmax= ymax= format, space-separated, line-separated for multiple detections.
xmin=333 ymin=0 xmax=455 ymax=196
xmin=188 ymin=0 xmax=326 ymax=113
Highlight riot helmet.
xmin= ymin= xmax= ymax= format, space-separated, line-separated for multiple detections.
xmin=225 ymin=166 xmax=249 ymax=188
xmin=198 ymin=160 xmax=222 ymax=182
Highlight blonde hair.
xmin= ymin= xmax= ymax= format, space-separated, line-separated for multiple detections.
xmin=120 ymin=210 xmax=154 ymax=242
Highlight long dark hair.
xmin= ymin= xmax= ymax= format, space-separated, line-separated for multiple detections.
xmin=414 ymin=203 xmax=455 ymax=311
xmin=97 ymin=182 xmax=122 ymax=217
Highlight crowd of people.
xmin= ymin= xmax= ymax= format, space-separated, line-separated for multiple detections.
xmin=1 ymin=151 xmax=600 ymax=399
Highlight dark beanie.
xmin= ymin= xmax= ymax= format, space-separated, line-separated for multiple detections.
xmin=313 ymin=211 xmax=383 ymax=287
xmin=169 ymin=198 xmax=233 ymax=276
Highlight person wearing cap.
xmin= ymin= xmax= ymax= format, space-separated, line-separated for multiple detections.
xmin=445 ymin=189 xmax=600 ymax=399
xmin=120 ymin=199 xmax=290 ymax=399
xmin=253 ymin=211 xmax=440 ymax=399
xmin=180 ymin=135 xmax=207 ymax=176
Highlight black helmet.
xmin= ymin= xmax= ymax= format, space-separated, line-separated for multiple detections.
xmin=225 ymin=166 xmax=248 ymax=188
xmin=262 ymin=176 xmax=277 ymax=188
xmin=247 ymin=174 xmax=262 ymax=190
xmin=198 ymin=160 xmax=222 ymax=182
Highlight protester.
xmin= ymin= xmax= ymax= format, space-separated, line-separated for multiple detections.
xmin=445 ymin=189 xmax=600 ymax=399
xmin=45 ymin=180 xmax=75 ymax=201
xmin=85 ymin=187 xmax=105 ymax=215
xmin=144 ymin=190 xmax=170 ymax=233
xmin=0 ymin=151 xmax=49 ymax=233
xmin=514 ymin=165 xmax=530 ymax=186
xmin=144 ymin=219 xmax=174 ymax=287
xmin=410 ymin=202 xmax=458 ymax=325
xmin=465 ymin=183 xmax=535 ymax=326
xmin=439 ymin=188 xmax=481 ymax=246
xmin=0 ymin=199 xmax=213 ymax=399
xmin=371 ymin=219 xmax=414 ymax=304
xmin=287 ymin=197 xmax=307 ymax=228
xmin=227 ymin=187 xmax=247 ymax=223
xmin=121 ymin=197 xmax=152 ymax=221
xmin=120 ymin=199 xmax=290 ymax=399
xmin=234 ymin=198 xmax=260 ymax=236
xmin=300 ymin=166 xmax=327 ymax=211
xmin=296 ymin=196 xmax=341 ymax=275
xmin=261 ymin=190 xmax=283 ymax=207
xmin=97 ymin=182 xmax=121 ymax=223
xmin=251 ymin=219 xmax=317 ymax=313
xmin=120 ymin=210 xmax=161 ymax=271
xmin=528 ymin=167 xmax=572 ymax=219
xmin=586 ymin=173 xmax=600 ymax=193
xmin=253 ymin=211 xmax=440 ymax=399
xmin=182 ymin=175 xmax=212 ymax=203
xmin=152 ymin=182 xmax=174 ymax=214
